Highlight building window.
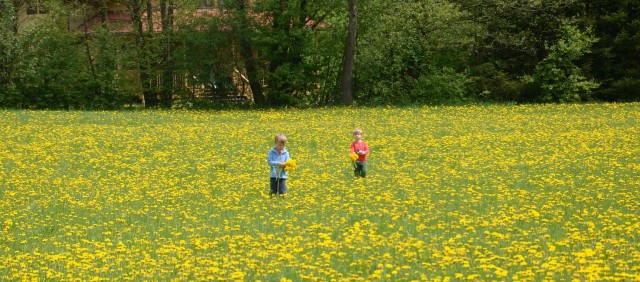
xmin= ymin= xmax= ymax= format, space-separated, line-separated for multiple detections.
xmin=27 ymin=0 xmax=48 ymax=15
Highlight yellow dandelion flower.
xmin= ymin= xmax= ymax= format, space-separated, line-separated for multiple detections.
xmin=495 ymin=267 xmax=508 ymax=277
xmin=283 ymin=159 xmax=297 ymax=171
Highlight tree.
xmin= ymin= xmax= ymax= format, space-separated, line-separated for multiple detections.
xmin=159 ymin=0 xmax=175 ymax=109
xmin=232 ymin=0 xmax=267 ymax=106
xmin=453 ymin=0 xmax=585 ymax=102
xmin=75 ymin=1 xmax=128 ymax=109
xmin=583 ymin=0 xmax=640 ymax=101
xmin=340 ymin=0 xmax=356 ymax=105
xmin=532 ymin=23 xmax=599 ymax=102
xmin=125 ymin=0 xmax=180 ymax=108
xmin=0 ymin=0 xmax=25 ymax=106
xmin=354 ymin=0 xmax=480 ymax=105
xmin=248 ymin=0 xmax=337 ymax=106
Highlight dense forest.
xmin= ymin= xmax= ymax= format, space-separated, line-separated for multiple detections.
xmin=1 ymin=0 xmax=639 ymax=109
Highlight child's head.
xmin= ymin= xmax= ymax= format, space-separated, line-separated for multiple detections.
xmin=274 ymin=133 xmax=287 ymax=149
xmin=353 ymin=128 xmax=363 ymax=141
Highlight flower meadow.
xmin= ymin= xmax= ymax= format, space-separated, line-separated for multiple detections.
xmin=1 ymin=103 xmax=639 ymax=281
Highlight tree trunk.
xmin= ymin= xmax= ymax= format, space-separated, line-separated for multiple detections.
xmin=266 ymin=2 xmax=290 ymax=106
xmin=80 ymin=3 xmax=101 ymax=99
xmin=240 ymin=42 xmax=265 ymax=105
xmin=10 ymin=0 xmax=24 ymax=34
xmin=159 ymin=0 xmax=174 ymax=109
xmin=129 ymin=0 xmax=158 ymax=108
xmin=341 ymin=0 xmax=357 ymax=105
xmin=100 ymin=0 xmax=108 ymax=26
xmin=146 ymin=0 xmax=154 ymax=33
xmin=1 ymin=1 xmax=20 ymax=89
xmin=236 ymin=0 xmax=266 ymax=105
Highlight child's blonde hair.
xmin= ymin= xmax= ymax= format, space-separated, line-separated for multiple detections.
xmin=353 ymin=128 xmax=363 ymax=135
xmin=274 ymin=133 xmax=287 ymax=143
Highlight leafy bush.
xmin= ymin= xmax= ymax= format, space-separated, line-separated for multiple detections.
xmin=532 ymin=23 xmax=599 ymax=102
xmin=414 ymin=67 xmax=471 ymax=105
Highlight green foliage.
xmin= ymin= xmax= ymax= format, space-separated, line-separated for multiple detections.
xmin=414 ymin=67 xmax=471 ymax=105
xmin=252 ymin=0 xmax=331 ymax=106
xmin=1 ymin=6 xmax=86 ymax=109
xmin=175 ymin=13 xmax=234 ymax=99
xmin=586 ymin=0 xmax=640 ymax=102
xmin=469 ymin=63 xmax=532 ymax=102
xmin=2 ymin=0 xmax=640 ymax=108
xmin=21 ymin=28 xmax=90 ymax=108
xmin=532 ymin=23 xmax=599 ymax=102
xmin=0 ymin=2 xmax=136 ymax=109
xmin=599 ymin=77 xmax=640 ymax=101
xmin=87 ymin=28 xmax=139 ymax=109
xmin=305 ymin=23 xmax=344 ymax=105
xmin=457 ymin=0 xmax=586 ymax=102
xmin=354 ymin=0 xmax=481 ymax=105
xmin=0 ymin=1 xmax=22 ymax=107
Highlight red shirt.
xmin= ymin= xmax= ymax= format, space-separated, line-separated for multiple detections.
xmin=350 ymin=141 xmax=369 ymax=162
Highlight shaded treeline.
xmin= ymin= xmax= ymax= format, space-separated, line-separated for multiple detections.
xmin=0 ymin=0 xmax=638 ymax=109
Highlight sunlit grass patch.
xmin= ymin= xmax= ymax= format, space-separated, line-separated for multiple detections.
xmin=1 ymin=103 xmax=639 ymax=280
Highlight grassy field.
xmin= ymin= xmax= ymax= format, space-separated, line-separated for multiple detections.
xmin=1 ymin=103 xmax=639 ymax=281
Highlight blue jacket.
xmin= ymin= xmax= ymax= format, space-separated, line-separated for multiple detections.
xmin=267 ymin=147 xmax=290 ymax=179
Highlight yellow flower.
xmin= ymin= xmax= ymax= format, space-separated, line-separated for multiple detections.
xmin=349 ymin=152 xmax=358 ymax=162
xmin=283 ymin=159 xmax=297 ymax=171
xmin=495 ymin=267 xmax=508 ymax=277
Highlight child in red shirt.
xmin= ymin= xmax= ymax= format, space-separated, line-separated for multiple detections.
xmin=350 ymin=128 xmax=369 ymax=178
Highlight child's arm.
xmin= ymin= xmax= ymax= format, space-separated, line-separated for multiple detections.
xmin=267 ymin=151 xmax=280 ymax=166
xmin=267 ymin=151 xmax=284 ymax=167
xmin=361 ymin=142 xmax=369 ymax=155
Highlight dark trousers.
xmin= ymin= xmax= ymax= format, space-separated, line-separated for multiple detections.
xmin=270 ymin=177 xmax=287 ymax=195
xmin=354 ymin=161 xmax=367 ymax=178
